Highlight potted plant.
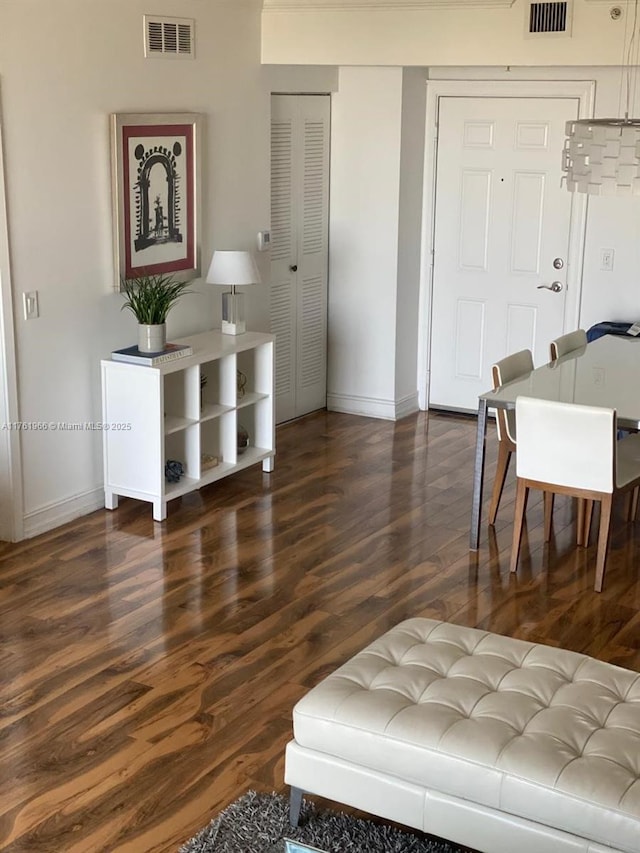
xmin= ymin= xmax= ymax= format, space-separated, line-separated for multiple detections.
xmin=120 ymin=272 xmax=192 ymax=353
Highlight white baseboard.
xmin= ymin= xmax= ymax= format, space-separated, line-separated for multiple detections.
xmin=22 ymin=487 xmax=105 ymax=540
xmin=327 ymin=391 xmax=419 ymax=421
xmin=395 ymin=392 xmax=420 ymax=419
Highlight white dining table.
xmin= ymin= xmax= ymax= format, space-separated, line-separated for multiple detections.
xmin=469 ymin=333 xmax=640 ymax=550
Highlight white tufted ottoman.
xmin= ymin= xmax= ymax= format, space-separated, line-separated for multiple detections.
xmin=284 ymin=618 xmax=640 ymax=853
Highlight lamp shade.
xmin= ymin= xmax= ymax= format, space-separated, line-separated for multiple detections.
xmin=206 ymin=250 xmax=261 ymax=286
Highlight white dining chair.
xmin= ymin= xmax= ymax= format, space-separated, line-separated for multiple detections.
xmin=549 ymin=328 xmax=587 ymax=362
xmin=510 ymin=396 xmax=640 ymax=592
xmin=550 ymin=328 xmax=592 ymax=543
xmin=488 ymin=349 xmax=534 ymax=525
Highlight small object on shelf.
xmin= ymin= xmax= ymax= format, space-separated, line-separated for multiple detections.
xmin=200 ymin=374 xmax=208 ymax=411
xmin=111 ymin=342 xmax=193 ymax=366
xmin=119 ymin=272 xmax=193 ymax=353
xmin=237 ymin=423 xmax=249 ymax=455
xmin=138 ymin=323 xmax=166 ymax=354
xmin=237 ymin=369 xmax=247 ymax=399
xmin=165 ymin=459 xmax=185 ymax=483
xmin=201 ymin=453 xmax=219 ymax=471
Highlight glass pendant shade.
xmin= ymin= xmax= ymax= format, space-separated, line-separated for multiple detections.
xmin=563 ymin=118 xmax=640 ymax=196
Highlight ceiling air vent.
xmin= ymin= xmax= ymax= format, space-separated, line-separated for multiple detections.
xmin=526 ymin=1 xmax=572 ymax=37
xmin=144 ymin=15 xmax=195 ymax=59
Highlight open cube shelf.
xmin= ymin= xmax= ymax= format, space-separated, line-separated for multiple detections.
xmin=101 ymin=330 xmax=275 ymax=521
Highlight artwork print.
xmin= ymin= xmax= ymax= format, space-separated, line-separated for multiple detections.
xmin=111 ymin=113 xmax=201 ymax=287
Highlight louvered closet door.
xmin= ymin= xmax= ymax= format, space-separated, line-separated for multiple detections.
xmin=270 ymin=95 xmax=330 ymax=424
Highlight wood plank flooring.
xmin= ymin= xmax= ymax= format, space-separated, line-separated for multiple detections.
xmin=1 ymin=409 xmax=639 ymax=852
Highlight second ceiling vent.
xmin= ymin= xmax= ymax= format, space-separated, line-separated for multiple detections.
xmin=526 ymin=1 xmax=572 ymax=37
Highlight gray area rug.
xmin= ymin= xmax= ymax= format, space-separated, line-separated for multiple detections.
xmin=179 ymin=791 xmax=476 ymax=853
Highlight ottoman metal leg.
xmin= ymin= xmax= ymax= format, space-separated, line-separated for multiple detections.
xmin=289 ymin=786 xmax=303 ymax=826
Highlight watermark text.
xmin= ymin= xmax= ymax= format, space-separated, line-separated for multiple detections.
xmin=1 ymin=422 xmax=132 ymax=431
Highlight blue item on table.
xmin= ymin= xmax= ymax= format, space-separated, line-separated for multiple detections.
xmin=586 ymin=321 xmax=632 ymax=342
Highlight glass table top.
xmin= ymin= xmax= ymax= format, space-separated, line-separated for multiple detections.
xmin=480 ymin=334 xmax=640 ymax=430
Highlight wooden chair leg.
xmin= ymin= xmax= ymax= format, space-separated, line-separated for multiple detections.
xmin=488 ymin=441 xmax=512 ymax=525
xmin=577 ymin=498 xmax=586 ymax=546
xmin=577 ymin=499 xmax=594 ymax=547
xmin=543 ymin=491 xmax=554 ymax=542
xmin=510 ymin=479 xmax=529 ymax=574
xmin=583 ymin=500 xmax=594 ymax=547
xmin=594 ymin=494 xmax=612 ymax=593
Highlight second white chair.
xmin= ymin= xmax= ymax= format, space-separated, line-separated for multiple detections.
xmin=510 ymin=396 xmax=640 ymax=592
xmin=549 ymin=328 xmax=587 ymax=362
xmin=550 ymin=328 xmax=593 ymax=543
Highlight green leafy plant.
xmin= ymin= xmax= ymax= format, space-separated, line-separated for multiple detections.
xmin=120 ymin=272 xmax=192 ymax=325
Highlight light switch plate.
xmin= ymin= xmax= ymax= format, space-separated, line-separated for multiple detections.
xmin=23 ymin=291 xmax=39 ymax=320
xmin=600 ymin=248 xmax=614 ymax=271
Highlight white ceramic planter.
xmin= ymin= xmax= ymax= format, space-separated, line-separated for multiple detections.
xmin=138 ymin=323 xmax=166 ymax=354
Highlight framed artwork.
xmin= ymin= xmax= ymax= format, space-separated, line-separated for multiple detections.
xmin=110 ymin=112 xmax=201 ymax=289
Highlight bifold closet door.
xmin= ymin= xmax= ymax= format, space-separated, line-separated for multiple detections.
xmin=270 ymin=94 xmax=330 ymax=424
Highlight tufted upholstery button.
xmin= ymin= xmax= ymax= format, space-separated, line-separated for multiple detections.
xmin=290 ymin=618 xmax=640 ymax=853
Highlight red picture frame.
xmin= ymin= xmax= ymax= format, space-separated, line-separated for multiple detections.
xmin=111 ymin=112 xmax=201 ymax=288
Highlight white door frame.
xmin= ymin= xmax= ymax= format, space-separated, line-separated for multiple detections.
xmin=417 ymin=78 xmax=595 ymax=411
xmin=0 ymin=82 xmax=23 ymax=541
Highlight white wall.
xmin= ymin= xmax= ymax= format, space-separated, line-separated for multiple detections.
xmin=0 ymin=88 xmax=20 ymax=542
xmin=327 ymin=66 xmax=404 ymax=419
xmin=396 ymin=68 xmax=426 ymax=412
xmin=262 ymin=2 xmax=629 ymax=67
xmin=0 ymin=0 xmax=270 ymax=536
xmin=264 ymin=63 xmax=339 ymax=93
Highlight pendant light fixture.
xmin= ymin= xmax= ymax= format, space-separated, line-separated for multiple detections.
xmin=563 ymin=0 xmax=640 ymax=195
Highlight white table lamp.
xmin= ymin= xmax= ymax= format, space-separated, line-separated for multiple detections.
xmin=206 ymin=250 xmax=261 ymax=335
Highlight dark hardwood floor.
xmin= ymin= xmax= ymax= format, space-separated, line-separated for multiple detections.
xmin=1 ymin=409 xmax=639 ymax=852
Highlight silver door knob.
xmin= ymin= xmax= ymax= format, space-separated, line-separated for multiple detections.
xmin=537 ymin=281 xmax=563 ymax=293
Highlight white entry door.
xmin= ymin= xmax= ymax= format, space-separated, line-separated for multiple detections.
xmin=270 ymin=94 xmax=330 ymax=424
xmin=429 ymin=95 xmax=579 ymax=412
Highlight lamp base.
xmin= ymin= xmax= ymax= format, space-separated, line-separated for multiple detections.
xmin=221 ymin=290 xmax=246 ymax=335
xmin=221 ymin=319 xmax=246 ymax=335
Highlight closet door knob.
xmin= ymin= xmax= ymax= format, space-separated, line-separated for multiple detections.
xmin=289 ymin=264 xmax=298 ymax=272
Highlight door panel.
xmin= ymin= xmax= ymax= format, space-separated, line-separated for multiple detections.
xmin=270 ymin=277 xmax=294 ymax=403
xmin=429 ymin=96 xmax=578 ymax=412
xmin=270 ymin=95 xmax=329 ymax=424
xmin=456 ymin=300 xmax=485 ymax=379
xmin=270 ymin=109 xmax=296 ymax=419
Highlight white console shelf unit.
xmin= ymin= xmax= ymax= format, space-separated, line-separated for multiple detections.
xmin=101 ymin=330 xmax=275 ymax=521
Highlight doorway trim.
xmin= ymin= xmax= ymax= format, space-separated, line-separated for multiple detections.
xmin=0 ymin=83 xmax=23 ymax=541
xmin=417 ymin=77 xmax=595 ymax=410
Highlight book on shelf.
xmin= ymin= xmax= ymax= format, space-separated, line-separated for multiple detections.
xmin=111 ymin=342 xmax=193 ymax=366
